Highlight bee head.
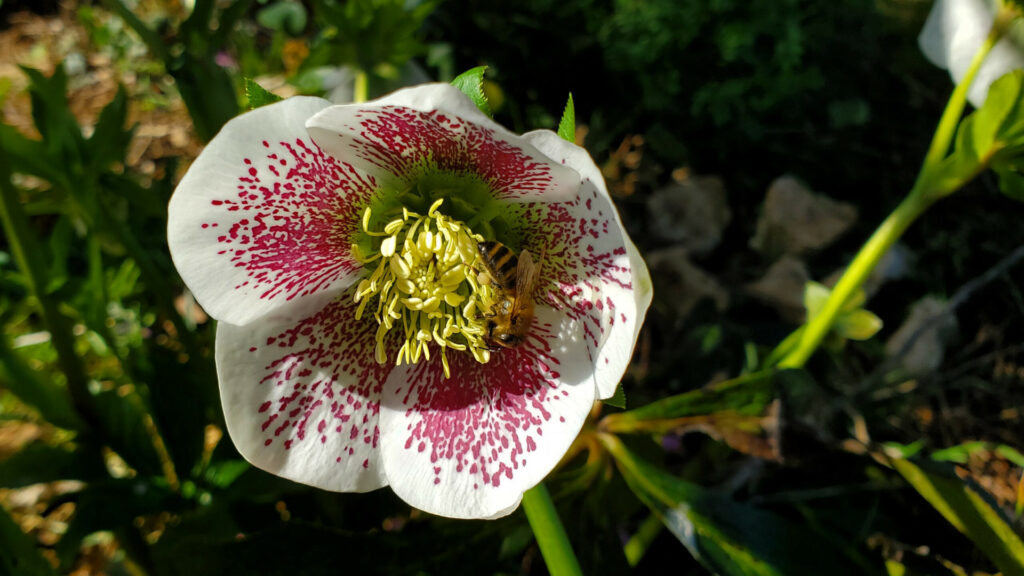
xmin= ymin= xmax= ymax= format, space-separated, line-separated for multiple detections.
xmin=494 ymin=332 xmax=523 ymax=348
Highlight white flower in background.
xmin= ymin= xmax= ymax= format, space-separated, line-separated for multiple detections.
xmin=167 ymin=84 xmax=652 ymax=519
xmin=919 ymin=0 xmax=1024 ymax=107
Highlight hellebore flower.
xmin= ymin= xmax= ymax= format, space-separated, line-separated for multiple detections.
xmin=167 ymin=84 xmax=652 ymax=518
xmin=919 ymin=0 xmax=1024 ymax=107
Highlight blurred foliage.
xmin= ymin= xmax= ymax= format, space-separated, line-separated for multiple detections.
xmin=0 ymin=1 xmax=1022 ymax=575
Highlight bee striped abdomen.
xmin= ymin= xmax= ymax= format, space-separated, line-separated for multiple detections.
xmin=477 ymin=241 xmax=518 ymax=289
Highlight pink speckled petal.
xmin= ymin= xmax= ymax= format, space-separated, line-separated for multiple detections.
xmin=519 ymin=130 xmax=652 ymax=400
xmin=216 ymin=296 xmax=390 ymax=492
xmin=305 ymin=84 xmax=581 ymax=203
xmin=168 ymin=96 xmax=376 ymax=326
xmin=378 ymin=306 xmax=595 ymax=518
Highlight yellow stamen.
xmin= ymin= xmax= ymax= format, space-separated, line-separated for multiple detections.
xmin=352 ymin=200 xmax=496 ymax=377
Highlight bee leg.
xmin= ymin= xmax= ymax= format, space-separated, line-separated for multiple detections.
xmin=477 ymin=271 xmax=493 ymax=286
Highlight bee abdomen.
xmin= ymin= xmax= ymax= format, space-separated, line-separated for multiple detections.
xmin=477 ymin=241 xmax=518 ymax=289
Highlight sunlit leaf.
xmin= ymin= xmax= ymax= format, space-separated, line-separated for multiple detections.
xmin=930 ymin=441 xmax=990 ymax=464
xmin=245 ymin=78 xmax=284 ymax=110
xmin=933 ymin=70 xmax=1024 ymax=199
xmin=557 ymin=93 xmax=575 ymax=143
xmin=977 ymin=70 xmax=1024 ymax=148
xmin=604 ymin=370 xmax=776 ymax=428
xmin=835 ymin=309 xmax=883 ymax=341
xmin=451 ymin=66 xmax=492 ymax=117
xmin=803 ymin=282 xmax=881 ymax=342
xmin=603 ymin=436 xmax=871 ymax=576
xmin=892 ymin=458 xmax=1024 ymax=575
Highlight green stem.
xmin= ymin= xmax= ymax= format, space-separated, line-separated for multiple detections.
xmin=776 ymin=15 xmax=1007 ymax=369
xmin=522 ymin=483 xmax=583 ymax=576
xmin=919 ymin=15 xmax=1004 ymax=178
xmin=778 ymin=194 xmax=933 ymax=368
xmin=354 ymin=70 xmax=369 ymax=104
xmin=623 ymin=512 xmax=663 ymax=567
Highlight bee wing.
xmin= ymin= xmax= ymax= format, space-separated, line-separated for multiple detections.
xmin=514 ymin=249 xmax=540 ymax=303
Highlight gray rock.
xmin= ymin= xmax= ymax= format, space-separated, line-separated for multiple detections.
xmin=647 ymin=176 xmax=731 ymax=255
xmin=885 ymin=296 xmax=959 ymax=374
xmin=647 ymin=246 xmax=728 ymax=321
xmin=745 ymin=256 xmax=811 ymax=323
xmin=751 ymin=176 xmax=858 ymax=258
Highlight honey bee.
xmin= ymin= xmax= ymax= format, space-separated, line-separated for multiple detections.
xmin=476 ymin=241 xmax=540 ymax=348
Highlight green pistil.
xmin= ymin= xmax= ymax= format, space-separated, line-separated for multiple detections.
xmin=352 ymin=198 xmax=496 ymax=377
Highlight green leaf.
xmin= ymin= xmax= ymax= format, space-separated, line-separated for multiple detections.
xmin=802 ymin=282 xmax=881 ymax=342
xmin=802 ymin=281 xmax=830 ymax=320
xmin=244 ymin=78 xmax=283 ymax=110
xmin=0 ymin=503 xmax=55 ymax=576
xmin=933 ymin=70 xmax=1024 ymax=198
xmin=0 ymin=442 xmax=105 ymax=488
xmin=172 ymin=56 xmax=239 ymax=142
xmin=606 ymin=369 xmax=776 ymax=427
xmin=603 ymin=436 xmax=870 ymax=576
xmin=0 ymin=123 xmax=63 ymax=184
xmin=834 ymin=309 xmax=883 ymax=341
xmin=995 ymin=444 xmax=1024 ymax=468
xmin=892 ymin=458 xmax=1024 ymax=575
xmin=20 ymin=65 xmax=84 ymax=168
xmin=87 ymin=85 xmax=134 ymax=173
xmin=557 ymin=93 xmax=575 ymax=143
xmin=603 ymin=370 xmax=785 ymax=459
xmin=203 ymin=460 xmax=251 ymax=489
xmin=450 ymin=66 xmax=492 ymax=117
xmin=981 ymin=70 xmax=1024 ymax=147
xmin=603 ymin=383 xmax=626 ymax=409
xmin=930 ymin=441 xmax=990 ymax=464
xmin=994 ymin=158 xmax=1024 ymax=202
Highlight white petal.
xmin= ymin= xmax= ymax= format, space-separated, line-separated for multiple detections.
xmin=918 ymin=0 xmax=1024 ymax=107
xmin=168 ymin=96 xmax=373 ymax=326
xmin=521 ymin=130 xmax=653 ymax=400
xmin=378 ymin=306 xmax=596 ymax=519
xmin=305 ymin=84 xmax=581 ymax=203
xmin=216 ymin=297 xmax=390 ymax=492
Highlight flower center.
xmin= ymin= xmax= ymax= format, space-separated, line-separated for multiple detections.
xmin=352 ymin=198 xmax=496 ymax=377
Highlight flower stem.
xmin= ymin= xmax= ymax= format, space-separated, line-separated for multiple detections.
xmin=623 ymin=512 xmax=663 ymax=566
xmin=919 ymin=14 xmax=1004 ymax=177
xmin=522 ymin=483 xmax=583 ymax=576
xmin=778 ymin=194 xmax=932 ymax=368
xmin=776 ymin=15 xmax=1006 ymax=369
xmin=354 ymin=69 xmax=369 ymax=103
